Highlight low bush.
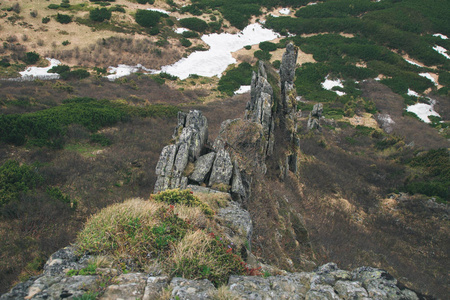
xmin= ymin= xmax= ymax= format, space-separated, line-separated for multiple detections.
xmin=0 ymin=160 xmax=43 ymax=208
xmin=259 ymin=41 xmax=277 ymax=52
xmin=135 ymin=9 xmax=161 ymax=28
xmin=179 ymin=17 xmax=208 ymax=32
xmin=218 ymin=62 xmax=253 ymax=96
xmin=56 ymin=13 xmax=72 ymax=24
xmin=42 ymin=17 xmax=51 ymax=23
xmin=89 ymin=8 xmax=111 ymax=22
xmin=22 ymin=52 xmax=40 ymax=65
xmin=182 ymin=31 xmax=198 ymax=38
xmin=48 ymin=4 xmax=59 ymax=9
xmin=90 ymin=133 xmax=112 ymax=146
xmin=254 ymin=50 xmax=271 ymax=61
xmin=180 ymin=38 xmax=192 ymax=47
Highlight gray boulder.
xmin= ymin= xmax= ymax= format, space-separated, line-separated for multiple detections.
xmin=189 ymin=152 xmax=216 ymax=183
xmin=280 ymin=43 xmax=298 ymax=85
xmin=217 ymin=200 xmax=253 ymax=246
xmin=170 ymin=278 xmax=215 ymax=300
xmin=155 ymin=144 xmax=177 ymax=177
xmin=100 ymin=273 xmax=148 ymax=300
xmin=231 ymin=161 xmax=246 ymax=198
xmin=209 ymin=149 xmax=233 ymax=187
xmin=311 ymin=103 xmax=323 ymax=118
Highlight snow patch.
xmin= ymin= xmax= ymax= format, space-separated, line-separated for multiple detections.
xmin=279 ymin=8 xmax=291 ymax=15
xmin=406 ymin=102 xmax=440 ymax=123
xmin=146 ymin=8 xmax=170 ymax=15
xmin=105 ymin=64 xmax=156 ymax=81
xmin=419 ymin=72 xmax=437 ymax=86
xmin=174 ymin=27 xmax=189 ymax=34
xmin=433 ymin=33 xmax=448 ymax=40
xmin=161 ymin=23 xmax=279 ymax=80
xmin=407 ymin=89 xmax=420 ymax=97
xmin=234 ymin=85 xmax=251 ymax=94
xmin=18 ymin=58 xmax=61 ymax=80
xmin=405 ymin=59 xmax=421 ymax=67
xmin=433 ymin=45 xmax=450 ymax=59
xmin=321 ymin=75 xmax=346 ymax=96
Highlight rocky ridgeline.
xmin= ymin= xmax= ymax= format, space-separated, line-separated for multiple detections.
xmin=1 ymin=247 xmax=420 ymax=300
xmin=0 ymin=45 xmax=423 ymax=299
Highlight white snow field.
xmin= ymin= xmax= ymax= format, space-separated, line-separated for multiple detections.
xmin=106 ymin=64 xmax=156 ymax=81
xmin=321 ymin=75 xmax=346 ymax=96
xmin=433 ymin=33 xmax=448 ymax=39
xmin=279 ymin=8 xmax=291 ymax=15
xmin=407 ymin=89 xmax=420 ymax=97
xmin=406 ymin=102 xmax=440 ymax=123
xmin=433 ymin=45 xmax=450 ymax=59
xmin=174 ymin=27 xmax=189 ymax=34
xmin=146 ymin=8 xmax=170 ymax=15
xmin=234 ymin=85 xmax=251 ymax=94
xmin=405 ymin=59 xmax=422 ymax=67
xmin=419 ymin=73 xmax=437 ymax=86
xmin=161 ymin=23 xmax=279 ymax=80
xmin=18 ymin=58 xmax=61 ymax=80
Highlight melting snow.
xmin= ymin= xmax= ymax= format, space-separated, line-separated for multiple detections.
xmin=105 ymin=64 xmax=156 ymax=81
xmin=433 ymin=33 xmax=449 ymax=40
xmin=321 ymin=75 xmax=346 ymax=96
xmin=419 ymin=73 xmax=437 ymax=86
xmin=175 ymin=27 xmax=189 ymax=34
xmin=405 ymin=59 xmax=421 ymax=67
xmin=279 ymin=8 xmax=291 ymax=15
xmin=433 ymin=45 xmax=450 ymax=59
xmin=406 ymin=102 xmax=440 ymax=123
xmin=18 ymin=58 xmax=61 ymax=80
xmin=407 ymin=89 xmax=420 ymax=97
xmin=146 ymin=8 xmax=170 ymax=15
xmin=161 ymin=23 xmax=279 ymax=80
xmin=234 ymin=85 xmax=251 ymax=94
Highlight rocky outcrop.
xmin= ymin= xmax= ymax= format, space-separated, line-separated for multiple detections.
xmin=307 ymin=103 xmax=323 ymax=131
xmin=245 ymin=61 xmax=275 ymax=157
xmin=188 ymin=152 xmax=216 ymax=183
xmin=2 ymin=251 xmax=420 ymax=300
xmin=154 ymin=110 xmax=209 ymax=192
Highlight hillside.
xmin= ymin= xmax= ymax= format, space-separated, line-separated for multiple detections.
xmin=0 ymin=0 xmax=449 ymax=298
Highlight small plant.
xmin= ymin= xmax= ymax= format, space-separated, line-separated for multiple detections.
xmin=180 ymin=38 xmax=192 ymax=47
xmin=254 ymin=50 xmax=271 ymax=61
xmin=30 ymin=10 xmax=38 ymax=18
xmin=135 ymin=9 xmax=161 ymax=28
xmin=67 ymin=262 xmax=98 ymax=276
xmin=152 ymin=189 xmax=213 ymax=215
xmin=48 ymin=4 xmax=60 ymax=9
xmin=90 ymin=133 xmax=112 ymax=146
xmin=42 ymin=16 xmax=50 ymax=23
xmin=244 ymin=45 xmax=251 ymax=50
xmin=62 ymin=40 xmax=70 ymax=46
xmin=89 ymin=7 xmax=111 ymax=22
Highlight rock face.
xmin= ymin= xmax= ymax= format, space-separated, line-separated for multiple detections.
xmin=209 ymin=149 xmax=233 ymax=187
xmin=2 ymin=253 xmax=420 ymax=300
xmin=307 ymin=103 xmax=323 ymax=131
xmin=246 ymin=61 xmax=275 ymax=157
xmin=188 ymin=152 xmax=216 ymax=183
xmin=154 ymin=110 xmax=209 ymax=193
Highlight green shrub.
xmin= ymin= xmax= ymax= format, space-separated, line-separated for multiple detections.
xmin=89 ymin=7 xmax=111 ymax=22
xmin=218 ymin=62 xmax=253 ymax=96
xmin=48 ymin=4 xmax=59 ymax=9
xmin=244 ymin=45 xmax=251 ymax=50
xmin=42 ymin=17 xmax=50 ymax=23
xmin=179 ymin=17 xmax=208 ymax=32
xmin=259 ymin=41 xmax=277 ymax=52
xmin=56 ymin=13 xmax=72 ymax=24
xmin=135 ymin=9 xmax=161 ymax=28
xmin=62 ymin=40 xmax=70 ymax=46
xmin=272 ymin=60 xmax=281 ymax=69
xmin=46 ymin=186 xmax=73 ymax=206
xmin=149 ymin=26 xmax=160 ymax=35
xmin=67 ymin=263 xmax=97 ymax=276
xmin=0 ymin=160 xmax=44 ymax=208
xmin=0 ymin=58 xmax=11 ymax=68
xmin=254 ymin=50 xmax=271 ymax=61
xmin=180 ymin=37 xmax=192 ymax=47
xmin=23 ymin=51 xmax=40 ymax=65
xmin=159 ymin=72 xmax=178 ymax=80
xmin=152 ymin=189 xmax=213 ymax=215
xmin=182 ymin=31 xmax=198 ymax=38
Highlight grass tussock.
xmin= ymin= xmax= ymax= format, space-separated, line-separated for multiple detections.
xmin=76 ymin=193 xmax=250 ymax=285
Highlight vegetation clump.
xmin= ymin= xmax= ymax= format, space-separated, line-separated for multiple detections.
xmin=89 ymin=7 xmax=112 ymax=22
xmin=218 ymin=62 xmax=253 ymax=96
xmin=152 ymin=189 xmax=214 ymax=215
xmin=135 ymin=9 xmax=161 ymax=28
xmin=179 ymin=17 xmax=208 ymax=32
xmin=76 ymin=197 xmax=248 ymax=285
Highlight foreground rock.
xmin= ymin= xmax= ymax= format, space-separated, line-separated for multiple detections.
xmin=1 ymin=251 xmax=420 ymax=300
